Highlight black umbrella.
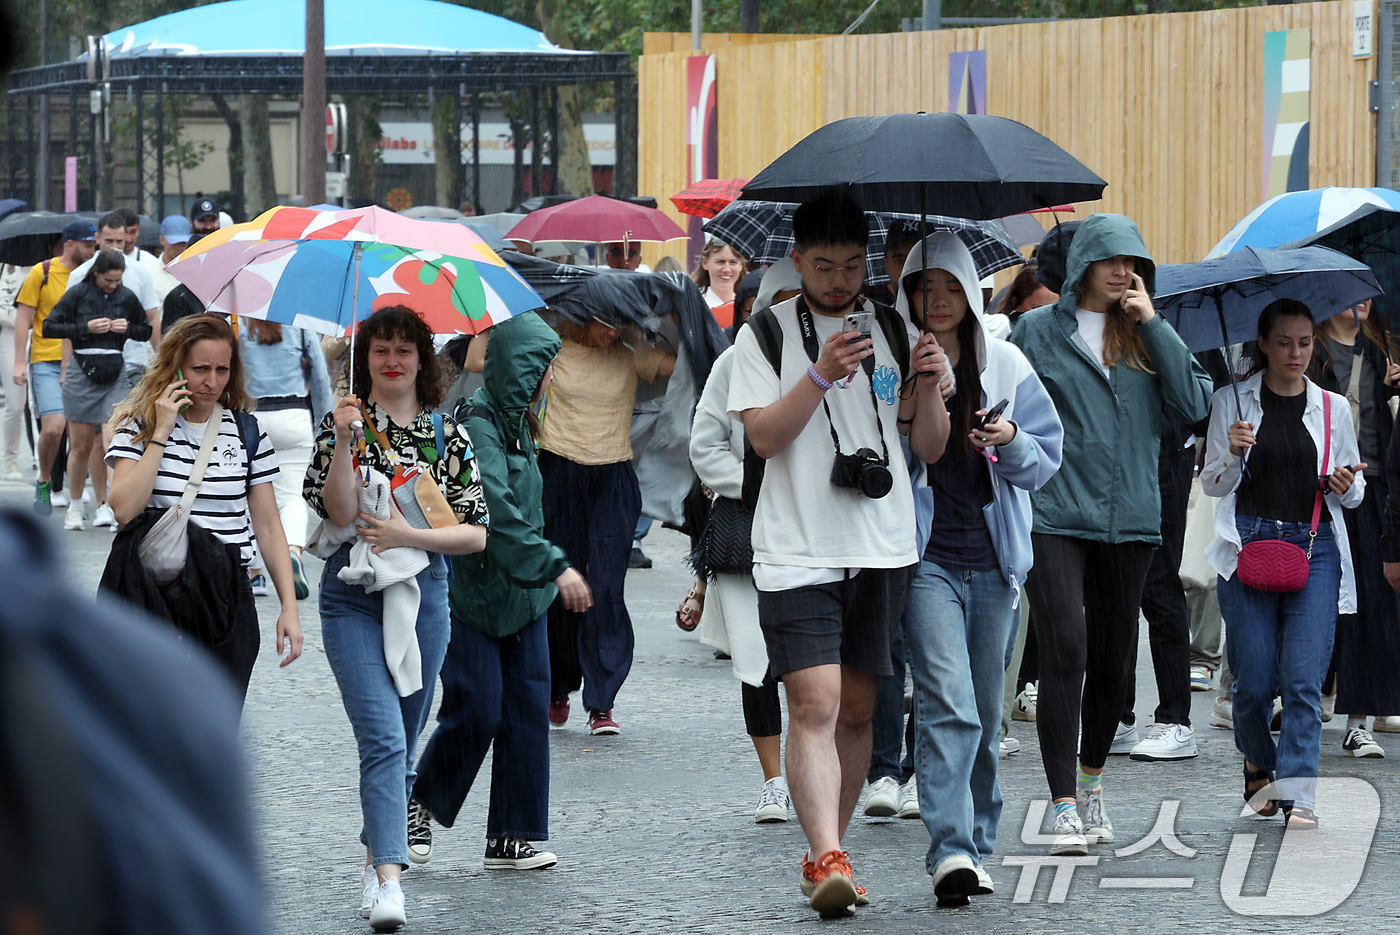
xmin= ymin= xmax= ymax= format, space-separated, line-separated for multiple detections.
xmin=0 ymin=211 xmax=98 ymax=266
xmin=1284 ymin=203 xmax=1400 ymax=330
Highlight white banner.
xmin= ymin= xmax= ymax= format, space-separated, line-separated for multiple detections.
xmin=376 ymin=121 xmax=615 ymax=166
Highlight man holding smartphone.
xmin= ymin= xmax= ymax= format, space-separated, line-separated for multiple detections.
xmin=728 ymin=192 xmax=950 ymax=917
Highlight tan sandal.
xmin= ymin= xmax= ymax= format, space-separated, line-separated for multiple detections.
xmin=676 ymin=586 xmax=705 ymax=631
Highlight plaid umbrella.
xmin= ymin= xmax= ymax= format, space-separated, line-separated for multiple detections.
xmin=670 ymin=178 xmax=750 ymax=219
xmin=704 ymin=200 xmax=1022 ymax=286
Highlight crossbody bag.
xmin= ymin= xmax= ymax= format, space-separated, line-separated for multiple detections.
xmin=138 ymin=405 xmax=224 ymax=584
xmin=362 ymin=409 xmax=459 ymax=529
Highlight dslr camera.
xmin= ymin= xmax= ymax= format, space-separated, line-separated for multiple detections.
xmin=830 ymin=448 xmax=893 ymax=499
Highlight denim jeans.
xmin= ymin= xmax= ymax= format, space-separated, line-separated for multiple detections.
xmin=1219 ymin=515 xmax=1341 ymax=813
xmin=868 ymin=617 xmax=914 ymax=784
xmin=413 ymin=613 xmax=551 ymax=840
xmin=320 ymin=545 xmax=451 ymax=868
xmin=904 ymin=559 xmax=1018 ymax=871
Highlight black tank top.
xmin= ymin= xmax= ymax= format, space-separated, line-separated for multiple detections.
xmin=1235 ymin=385 xmax=1330 ymax=524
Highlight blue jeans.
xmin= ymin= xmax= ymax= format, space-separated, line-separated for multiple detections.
xmin=320 ymin=545 xmax=451 ymax=868
xmin=868 ymin=618 xmax=913 ymax=784
xmin=413 ymin=613 xmax=551 ymax=840
xmin=1219 ymin=516 xmax=1341 ymax=813
xmin=904 ymin=559 xmax=1017 ymax=871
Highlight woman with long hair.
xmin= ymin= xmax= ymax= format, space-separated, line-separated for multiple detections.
xmin=303 ymin=306 xmax=489 ymax=931
xmin=692 ymin=239 xmax=747 ymax=309
xmin=1204 ymin=299 xmax=1364 ymax=828
xmin=106 ymin=314 xmax=302 ymax=697
xmin=1010 ymin=214 xmax=1213 ymax=856
xmin=239 ymin=317 xmax=334 ymax=598
xmin=45 ymin=248 xmax=151 ymax=530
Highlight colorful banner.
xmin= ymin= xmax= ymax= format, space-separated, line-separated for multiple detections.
xmin=1262 ymin=28 xmax=1310 ymax=201
xmin=686 ymin=54 xmax=718 ymax=267
xmin=949 ymin=51 xmax=986 ymax=115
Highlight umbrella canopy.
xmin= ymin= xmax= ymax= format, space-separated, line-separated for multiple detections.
xmin=670 ymin=178 xmax=749 ymax=220
xmin=0 ymin=211 xmax=98 ymax=266
xmin=1284 ymin=203 xmax=1400 ymax=324
xmin=400 ymin=205 xmax=464 ymax=220
xmin=1208 ymin=186 xmax=1400 ymax=257
xmin=507 ymin=195 xmax=687 ymax=245
xmin=168 ymin=205 xmax=544 ymax=338
xmin=740 ymin=113 xmax=1106 ymax=219
xmin=703 ymin=199 xmax=1021 ymax=285
xmin=0 ymin=200 xmax=26 ymax=223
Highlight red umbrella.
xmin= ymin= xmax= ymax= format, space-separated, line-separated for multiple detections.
xmin=507 ymin=194 xmax=687 ymax=245
xmin=670 ymin=178 xmax=750 ymax=219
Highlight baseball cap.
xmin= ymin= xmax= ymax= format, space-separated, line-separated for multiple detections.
xmin=160 ymin=215 xmax=192 ymax=244
xmin=62 ymin=219 xmax=97 ymax=243
xmin=190 ymin=197 xmax=220 ymax=220
xmin=886 ymin=218 xmax=924 ymax=245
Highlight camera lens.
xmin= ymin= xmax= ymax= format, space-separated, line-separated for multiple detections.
xmin=857 ymin=463 xmax=893 ymax=499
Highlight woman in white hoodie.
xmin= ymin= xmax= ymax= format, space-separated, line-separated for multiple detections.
xmin=895 ymin=233 xmax=1064 ymax=905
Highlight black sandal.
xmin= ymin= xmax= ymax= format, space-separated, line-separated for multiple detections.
xmin=1282 ymin=804 xmax=1319 ymax=830
xmin=1243 ymin=763 xmax=1280 ymax=817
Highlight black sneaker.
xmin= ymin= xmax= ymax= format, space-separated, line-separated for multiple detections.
xmin=628 ymin=546 xmax=652 ymax=569
xmin=407 ymin=797 xmax=433 ymax=865
xmin=484 ymin=837 xmax=558 ymax=870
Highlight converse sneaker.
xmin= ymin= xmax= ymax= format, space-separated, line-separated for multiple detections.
xmin=1189 ymin=665 xmax=1212 ymax=692
xmin=1000 ymin=736 xmax=1021 ymax=757
xmin=92 ymin=502 xmax=118 ymax=529
xmin=359 ymin=865 xmax=379 ymax=920
xmin=1209 ymin=696 xmax=1233 ymax=729
xmin=897 ymin=777 xmax=920 ymax=819
xmin=863 ymin=775 xmax=899 ymax=817
xmin=1108 ymin=721 xmax=1140 ymax=754
xmin=1050 ymin=806 xmax=1088 ymax=856
xmin=754 ymin=776 xmax=790 ymax=823
xmin=588 ymin=709 xmax=619 ymax=735
xmin=1012 ymin=682 xmax=1037 ymax=721
xmin=63 ymin=500 xmax=85 ymax=530
xmin=407 ymin=797 xmax=433 ymax=864
xmin=1371 ymin=715 xmax=1400 ymax=733
xmin=931 ymin=853 xmax=979 ymax=908
xmin=1129 ymin=722 xmax=1199 ymax=761
xmin=368 ymin=877 xmax=406 ymax=932
xmin=1076 ymin=787 xmax=1114 ymax=844
xmin=483 ymin=837 xmax=558 ymax=870
xmin=1343 ymin=727 xmax=1385 ymax=758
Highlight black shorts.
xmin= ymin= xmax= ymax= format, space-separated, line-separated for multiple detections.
xmin=757 ymin=565 xmax=915 ymax=678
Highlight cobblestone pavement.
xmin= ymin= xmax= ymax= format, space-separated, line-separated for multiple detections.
xmin=14 ymin=472 xmax=1400 ymax=934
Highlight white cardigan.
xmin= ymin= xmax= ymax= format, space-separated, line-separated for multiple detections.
xmin=1200 ymin=373 xmax=1365 ymax=612
xmin=689 ymin=347 xmax=745 ymax=500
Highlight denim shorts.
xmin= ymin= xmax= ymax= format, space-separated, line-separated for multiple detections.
xmin=757 ymin=564 xmax=915 ymax=677
xmin=29 ymin=360 xmax=63 ymax=416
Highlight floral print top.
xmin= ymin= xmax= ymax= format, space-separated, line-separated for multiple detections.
xmin=304 ymin=399 xmax=490 ymax=527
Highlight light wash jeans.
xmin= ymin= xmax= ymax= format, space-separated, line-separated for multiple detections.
xmin=904 ymin=559 xmax=1018 ymax=872
xmin=320 ymin=544 xmax=451 ymax=868
xmin=1218 ymin=515 xmax=1341 ymax=813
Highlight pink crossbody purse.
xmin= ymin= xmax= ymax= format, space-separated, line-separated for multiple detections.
xmin=1235 ymin=392 xmax=1330 ymax=594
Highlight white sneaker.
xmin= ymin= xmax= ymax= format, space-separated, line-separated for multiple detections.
xmin=1000 ymin=736 xmax=1021 ymax=757
xmin=92 ymin=503 xmax=118 ymax=529
xmin=931 ymin=853 xmax=979 ymax=907
xmin=1076 ymin=787 xmax=1114 ymax=844
xmin=49 ymin=490 xmax=68 ymax=508
xmin=897 ymin=776 xmax=920 ymax=819
xmin=1371 ymin=715 xmax=1400 ymax=733
xmin=1013 ymin=682 xmax=1038 ymax=721
xmin=359 ymin=865 xmax=379 ymax=920
xmin=63 ymin=501 xmax=85 ymax=530
xmin=1189 ymin=665 xmax=1213 ymax=692
xmin=1343 ymin=727 xmax=1385 ymax=758
xmin=1320 ymin=694 xmax=1337 ymax=723
xmin=863 ymin=775 xmax=899 ymax=817
xmin=1209 ymin=697 xmax=1233 ymax=729
xmin=754 ymin=776 xmax=790 ymax=823
xmin=3 ymin=460 xmax=21 ymax=481
xmin=1108 ymin=721 xmax=1140 ymax=754
xmin=368 ymin=877 xmax=406 ymax=931
xmin=974 ymin=865 xmax=994 ymax=895
xmin=1129 ymin=722 xmax=1199 ymax=761
xmin=1050 ymin=806 xmax=1088 ymax=856
xmin=1271 ymin=697 xmax=1284 ymax=731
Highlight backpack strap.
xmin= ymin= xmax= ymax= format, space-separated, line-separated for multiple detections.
xmin=231 ymin=410 xmax=260 ymax=490
xmin=457 ymin=404 xmax=497 ymax=429
xmin=739 ymin=307 xmax=784 ymax=510
xmin=870 ymin=300 xmax=911 ymax=383
xmin=433 ymin=412 xmax=445 ymax=461
xmin=40 ymin=258 xmax=51 ymax=288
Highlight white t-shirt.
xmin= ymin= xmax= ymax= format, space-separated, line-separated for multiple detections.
xmin=727 ymin=296 xmax=918 ymax=585
xmin=108 ymin=409 xmax=280 ymax=567
xmin=1075 ymin=308 xmax=1109 ymax=376
xmin=68 ymin=252 xmax=160 ymax=368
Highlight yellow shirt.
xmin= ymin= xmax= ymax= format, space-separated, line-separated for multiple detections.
xmin=537 ymin=338 xmax=665 ymax=465
xmin=16 ymin=260 xmax=74 ymax=363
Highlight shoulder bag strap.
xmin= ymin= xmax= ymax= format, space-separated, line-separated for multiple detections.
xmin=433 ymin=412 xmax=445 ymax=460
xmin=360 ymin=404 xmax=406 ymax=476
xmin=180 ymin=404 xmax=224 ymax=512
xmin=1308 ymin=392 xmax=1331 ymax=557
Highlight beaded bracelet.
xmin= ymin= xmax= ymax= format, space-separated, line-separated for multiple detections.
xmin=806 ymin=363 xmax=832 ymax=391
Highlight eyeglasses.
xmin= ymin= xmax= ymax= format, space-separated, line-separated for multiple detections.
xmin=797 ymin=252 xmax=865 ymax=282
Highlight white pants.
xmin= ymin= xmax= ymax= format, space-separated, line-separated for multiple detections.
xmin=0 ymin=325 xmax=26 ymax=464
xmin=254 ymin=406 xmax=315 ymax=549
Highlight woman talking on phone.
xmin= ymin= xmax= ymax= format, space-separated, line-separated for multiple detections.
xmin=1203 ymin=299 xmax=1364 ymax=829
xmin=1010 ymin=214 xmax=1213 ymax=857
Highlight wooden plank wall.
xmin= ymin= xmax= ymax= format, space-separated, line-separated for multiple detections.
xmin=638 ymin=2 xmax=1376 ymax=270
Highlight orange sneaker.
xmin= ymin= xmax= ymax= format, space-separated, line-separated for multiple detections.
xmin=804 ymin=850 xmax=857 ymax=917
xmin=801 ymin=852 xmax=869 ymax=906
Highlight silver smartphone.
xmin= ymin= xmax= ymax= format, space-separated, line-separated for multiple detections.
xmin=844 ymin=310 xmax=875 ymax=343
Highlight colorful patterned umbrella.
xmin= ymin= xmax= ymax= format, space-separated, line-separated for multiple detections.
xmin=169 ymin=205 xmax=544 ymax=338
xmin=670 ymin=178 xmax=749 ymax=219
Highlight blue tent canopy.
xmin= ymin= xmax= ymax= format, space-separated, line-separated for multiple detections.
xmin=97 ymin=0 xmax=583 ymax=58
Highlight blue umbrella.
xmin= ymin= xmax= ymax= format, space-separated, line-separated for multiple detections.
xmin=0 ymin=199 xmax=26 ymax=223
xmin=1208 ymin=186 xmax=1400 ymax=257
xmin=1155 ymin=245 xmax=1381 ymax=418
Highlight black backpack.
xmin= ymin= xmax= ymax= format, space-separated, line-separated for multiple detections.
xmin=739 ymin=301 xmax=910 ymax=508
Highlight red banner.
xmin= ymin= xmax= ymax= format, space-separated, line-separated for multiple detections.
xmin=686 ymin=54 xmax=717 ymax=267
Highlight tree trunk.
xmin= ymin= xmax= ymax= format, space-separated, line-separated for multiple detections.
xmin=431 ymin=95 xmax=456 ymax=207
xmin=347 ymin=95 xmax=382 ymax=202
xmin=210 ymin=94 xmax=244 ymax=220
xmin=535 ymin=0 xmax=593 ymax=197
xmin=241 ymin=95 xmax=277 ymax=216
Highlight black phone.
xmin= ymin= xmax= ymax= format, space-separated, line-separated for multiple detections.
xmin=979 ymin=398 xmax=1009 ymax=429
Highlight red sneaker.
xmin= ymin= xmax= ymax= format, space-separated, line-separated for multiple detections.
xmin=805 ymin=850 xmax=857 ymax=917
xmin=588 ymin=709 xmax=620 ymax=735
xmin=801 ymin=852 xmax=868 ymax=906
xmin=548 ymin=697 xmax=570 ymax=726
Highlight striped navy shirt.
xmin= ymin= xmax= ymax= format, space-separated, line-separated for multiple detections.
xmin=107 ymin=410 xmax=280 ymax=566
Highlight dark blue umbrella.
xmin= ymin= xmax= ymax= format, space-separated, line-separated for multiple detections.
xmin=1283 ymin=203 xmax=1400 ymax=329
xmin=0 ymin=199 xmax=26 ymax=223
xmin=1155 ymin=245 xmax=1381 ymax=418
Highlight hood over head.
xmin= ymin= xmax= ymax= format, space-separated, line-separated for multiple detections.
xmin=1034 ymin=220 xmax=1080 ymax=294
xmin=755 ymin=259 xmax=802 ymax=315
xmin=481 ymin=312 xmax=561 ymax=416
xmin=734 ymin=269 xmax=764 ymax=312
xmin=895 ymin=231 xmax=988 ymax=370
xmin=1054 ymin=214 xmax=1155 ymax=312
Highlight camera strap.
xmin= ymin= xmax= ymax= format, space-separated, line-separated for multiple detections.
xmin=795 ymin=299 xmax=890 ymax=465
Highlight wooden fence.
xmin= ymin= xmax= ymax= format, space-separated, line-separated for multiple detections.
xmin=638 ymin=1 xmax=1376 ymax=270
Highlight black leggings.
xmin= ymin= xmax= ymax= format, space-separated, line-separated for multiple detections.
xmin=1026 ymin=534 xmax=1155 ymax=799
xmin=741 ymin=674 xmax=782 ymax=738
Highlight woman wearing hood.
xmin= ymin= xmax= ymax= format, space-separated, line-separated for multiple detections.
xmin=895 ymin=233 xmax=1064 ymax=903
xmin=409 ymin=312 xmax=593 ymax=874
xmin=1010 ymin=214 xmax=1212 ymax=857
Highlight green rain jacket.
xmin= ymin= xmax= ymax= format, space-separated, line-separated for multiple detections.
xmin=1010 ymin=214 xmax=1213 ymax=545
xmin=449 ymin=312 xmax=570 ymax=637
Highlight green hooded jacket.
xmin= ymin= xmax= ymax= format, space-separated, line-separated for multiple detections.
xmin=449 ymin=312 xmax=569 ymax=637
xmin=1010 ymin=214 xmax=1212 ymax=545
